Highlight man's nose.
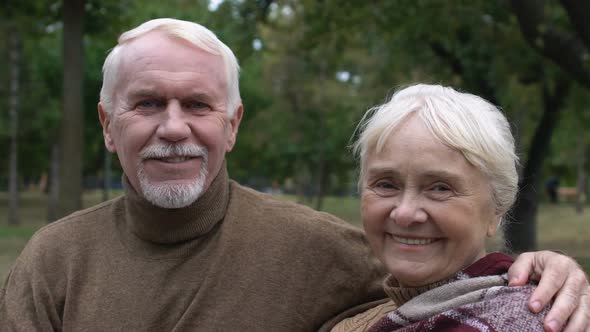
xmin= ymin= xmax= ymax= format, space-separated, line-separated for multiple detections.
xmin=157 ymin=101 xmax=191 ymax=142
xmin=390 ymin=193 xmax=427 ymax=227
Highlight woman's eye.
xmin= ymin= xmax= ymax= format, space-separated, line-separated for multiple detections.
xmin=427 ymin=183 xmax=454 ymax=200
xmin=371 ymin=181 xmax=398 ymax=197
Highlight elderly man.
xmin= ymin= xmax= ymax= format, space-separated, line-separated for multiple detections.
xmin=1 ymin=19 xmax=589 ymax=331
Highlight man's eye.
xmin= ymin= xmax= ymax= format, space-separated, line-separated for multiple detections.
xmin=375 ymin=181 xmax=394 ymax=189
xmin=184 ymin=101 xmax=209 ymax=110
xmin=137 ymin=100 xmax=163 ymax=109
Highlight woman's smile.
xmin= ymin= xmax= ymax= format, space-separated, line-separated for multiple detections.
xmin=389 ymin=235 xmax=440 ymax=246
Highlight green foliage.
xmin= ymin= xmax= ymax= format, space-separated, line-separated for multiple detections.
xmin=0 ymin=0 xmax=135 ymax=187
xmin=1 ymin=0 xmax=589 ymax=202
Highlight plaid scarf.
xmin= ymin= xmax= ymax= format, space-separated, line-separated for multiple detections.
xmin=368 ymin=253 xmax=549 ymax=332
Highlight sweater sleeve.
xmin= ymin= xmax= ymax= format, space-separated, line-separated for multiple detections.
xmin=225 ymin=183 xmax=389 ymax=330
xmin=308 ymin=214 xmax=387 ymax=331
xmin=1 ymin=231 xmax=65 ymax=331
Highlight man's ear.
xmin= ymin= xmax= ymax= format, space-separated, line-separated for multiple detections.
xmin=98 ymin=102 xmax=116 ymax=152
xmin=225 ymin=104 xmax=244 ymax=152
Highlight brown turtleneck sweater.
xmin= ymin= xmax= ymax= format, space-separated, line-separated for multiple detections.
xmin=0 ymin=166 xmax=386 ymax=331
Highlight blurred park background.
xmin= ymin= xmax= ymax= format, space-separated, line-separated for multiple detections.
xmin=1 ymin=0 xmax=589 ymax=280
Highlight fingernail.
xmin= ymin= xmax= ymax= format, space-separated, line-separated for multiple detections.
xmin=509 ymin=277 xmax=517 ymax=285
xmin=548 ymin=319 xmax=559 ymax=332
xmin=531 ymin=300 xmax=541 ymax=312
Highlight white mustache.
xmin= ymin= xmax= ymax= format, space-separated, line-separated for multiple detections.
xmin=139 ymin=144 xmax=208 ymax=160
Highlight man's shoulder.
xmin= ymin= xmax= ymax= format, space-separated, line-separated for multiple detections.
xmin=226 ymin=181 xmax=369 ymax=252
xmin=27 ymin=196 xmax=123 ymax=250
xmin=9 ymin=196 xmax=123 ymax=276
xmin=228 ymin=180 xmax=352 ymax=226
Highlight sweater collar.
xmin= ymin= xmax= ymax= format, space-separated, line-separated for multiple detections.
xmin=122 ymin=162 xmax=230 ymax=244
xmin=383 ymin=252 xmax=514 ymax=306
xmin=383 ymin=275 xmax=450 ymax=306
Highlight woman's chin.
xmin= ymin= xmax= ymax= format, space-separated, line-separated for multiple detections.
xmin=386 ymin=260 xmax=443 ymax=287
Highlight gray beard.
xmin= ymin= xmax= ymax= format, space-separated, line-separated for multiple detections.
xmin=137 ymin=144 xmax=209 ymax=209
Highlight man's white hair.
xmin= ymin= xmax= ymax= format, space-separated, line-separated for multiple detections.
xmin=100 ymin=18 xmax=241 ymax=116
xmin=353 ymin=84 xmax=519 ymax=221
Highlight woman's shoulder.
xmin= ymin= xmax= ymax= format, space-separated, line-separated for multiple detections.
xmin=330 ymin=300 xmax=397 ymax=332
xmin=477 ymin=283 xmax=549 ymax=329
xmin=425 ymin=283 xmax=547 ymax=331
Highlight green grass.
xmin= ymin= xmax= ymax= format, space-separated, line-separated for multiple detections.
xmin=578 ymin=257 xmax=590 ymax=274
xmin=0 ymin=191 xmax=589 ymax=282
xmin=536 ymin=204 xmax=590 ymax=258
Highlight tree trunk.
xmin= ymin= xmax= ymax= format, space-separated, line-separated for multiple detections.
xmin=314 ymin=60 xmax=328 ymax=211
xmin=285 ymin=84 xmax=309 ymax=204
xmin=314 ymin=141 xmax=326 ymax=211
xmin=506 ymin=78 xmax=570 ymax=253
xmin=8 ymin=27 xmax=21 ymax=226
xmin=48 ymin=143 xmax=60 ymax=222
xmin=58 ymin=0 xmax=85 ymax=218
xmin=575 ymin=138 xmax=587 ymax=213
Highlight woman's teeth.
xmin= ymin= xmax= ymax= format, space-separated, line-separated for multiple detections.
xmin=392 ymin=236 xmax=436 ymax=245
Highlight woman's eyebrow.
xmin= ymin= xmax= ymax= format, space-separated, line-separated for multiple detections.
xmin=420 ymin=170 xmax=464 ymax=183
xmin=365 ymin=167 xmax=464 ymax=181
xmin=365 ymin=166 xmax=401 ymax=178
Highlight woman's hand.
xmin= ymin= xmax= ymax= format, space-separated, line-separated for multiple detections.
xmin=508 ymin=250 xmax=590 ymax=332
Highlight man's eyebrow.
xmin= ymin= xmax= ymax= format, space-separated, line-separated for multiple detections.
xmin=181 ymin=92 xmax=215 ymax=102
xmin=127 ymin=90 xmax=215 ymax=101
xmin=127 ymin=89 xmax=161 ymax=99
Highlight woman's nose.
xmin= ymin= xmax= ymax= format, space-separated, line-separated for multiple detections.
xmin=390 ymin=194 xmax=427 ymax=227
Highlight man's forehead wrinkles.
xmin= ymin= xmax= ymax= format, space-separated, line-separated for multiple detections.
xmin=130 ymin=68 xmax=216 ymax=75
xmin=128 ymin=88 xmax=159 ymax=96
xmin=126 ymin=87 xmax=217 ymax=100
xmin=123 ymin=69 xmax=226 ymax=91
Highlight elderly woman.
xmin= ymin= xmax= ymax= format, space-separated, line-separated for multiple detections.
xmin=330 ymin=84 xmax=581 ymax=331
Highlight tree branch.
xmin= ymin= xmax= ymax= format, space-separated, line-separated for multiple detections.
xmin=429 ymin=42 xmax=499 ymax=105
xmin=511 ymin=0 xmax=590 ymax=88
xmin=560 ymin=0 xmax=590 ymax=48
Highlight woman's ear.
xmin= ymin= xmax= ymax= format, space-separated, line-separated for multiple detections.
xmin=487 ymin=216 xmax=501 ymax=237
